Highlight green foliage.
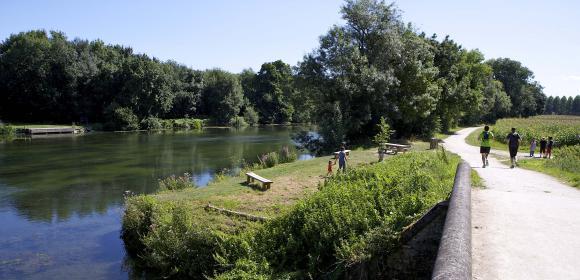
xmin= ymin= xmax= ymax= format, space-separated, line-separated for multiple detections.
xmin=243 ymin=106 xmax=260 ymax=126
xmin=490 ymin=115 xmax=580 ymax=147
xmin=202 ymin=69 xmax=244 ymax=124
xmin=158 ymin=173 xmax=196 ymax=191
xmin=104 ymin=104 xmax=139 ymax=131
xmin=547 ymin=145 xmax=580 ymax=175
xmin=0 ymin=124 xmax=15 ymax=136
xmin=140 ymin=116 xmax=163 ymax=130
xmin=278 ymin=146 xmax=298 ymax=163
xmin=237 ymin=151 xmax=459 ymax=278
xmin=247 ymin=60 xmax=295 ymax=124
xmin=260 ymin=152 xmax=279 ymax=168
xmin=229 ymin=116 xmax=248 ymax=128
xmin=123 ymin=150 xmax=461 ymax=279
xmin=373 ymin=117 xmax=393 ymax=145
xmin=487 ymin=58 xmax=545 ymax=117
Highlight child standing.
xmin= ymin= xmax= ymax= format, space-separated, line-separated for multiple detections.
xmin=539 ymin=137 xmax=547 ymax=158
xmin=529 ymin=138 xmax=537 ymax=157
xmin=546 ymin=137 xmax=554 ymax=159
xmin=327 ymin=160 xmax=334 ymax=176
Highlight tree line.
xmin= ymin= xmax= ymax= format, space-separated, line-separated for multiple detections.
xmin=0 ymin=0 xmax=552 ymax=148
xmin=544 ymin=95 xmax=580 ymax=115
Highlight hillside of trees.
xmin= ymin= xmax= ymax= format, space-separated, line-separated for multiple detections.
xmin=0 ymin=0 xmax=553 ymax=149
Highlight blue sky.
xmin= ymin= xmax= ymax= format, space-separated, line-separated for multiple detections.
xmin=1 ymin=0 xmax=578 ymax=96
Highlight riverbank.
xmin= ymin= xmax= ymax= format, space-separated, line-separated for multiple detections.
xmin=122 ymin=142 xmax=467 ymax=278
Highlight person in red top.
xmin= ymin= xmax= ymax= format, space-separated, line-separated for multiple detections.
xmin=326 ymin=160 xmax=334 ymax=177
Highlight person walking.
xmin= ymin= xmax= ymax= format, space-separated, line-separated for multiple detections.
xmin=539 ymin=137 xmax=547 ymax=158
xmin=506 ymin=127 xmax=521 ymax=168
xmin=335 ymin=146 xmax=348 ymax=172
xmin=546 ymin=136 xmax=554 ymax=159
xmin=529 ymin=138 xmax=537 ymax=158
xmin=478 ymin=125 xmax=494 ymax=168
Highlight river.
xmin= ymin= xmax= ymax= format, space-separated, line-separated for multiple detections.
xmin=0 ymin=127 xmax=312 ymax=279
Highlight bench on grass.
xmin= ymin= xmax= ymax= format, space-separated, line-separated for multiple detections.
xmin=245 ymin=172 xmax=273 ymax=190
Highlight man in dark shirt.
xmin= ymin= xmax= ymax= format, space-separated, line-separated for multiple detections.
xmin=539 ymin=137 xmax=547 ymax=158
xmin=506 ymin=127 xmax=521 ymax=168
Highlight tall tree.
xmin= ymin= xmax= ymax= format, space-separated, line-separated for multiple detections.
xmin=251 ymin=60 xmax=295 ymax=123
xmin=487 ymin=58 xmax=546 ymax=117
xmin=572 ymin=95 xmax=580 ymax=115
xmin=200 ymin=69 xmax=244 ymax=124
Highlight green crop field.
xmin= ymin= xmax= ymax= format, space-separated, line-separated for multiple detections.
xmin=490 ymin=115 xmax=580 ymax=147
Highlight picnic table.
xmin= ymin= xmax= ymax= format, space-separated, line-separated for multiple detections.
xmin=381 ymin=143 xmax=411 ymax=155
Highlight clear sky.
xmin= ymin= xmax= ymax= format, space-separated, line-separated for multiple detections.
xmin=1 ymin=0 xmax=578 ymax=96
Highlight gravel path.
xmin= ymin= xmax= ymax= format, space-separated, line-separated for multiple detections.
xmin=443 ymin=127 xmax=580 ymax=280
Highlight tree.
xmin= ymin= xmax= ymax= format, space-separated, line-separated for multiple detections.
xmin=200 ymin=69 xmax=244 ymax=124
xmin=572 ymin=95 xmax=580 ymax=115
xmin=487 ymin=58 xmax=546 ymax=117
xmin=545 ymin=96 xmax=554 ymax=114
xmin=553 ymin=96 xmax=561 ymax=114
xmin=251 ymin=60 xmax=295 ymax=124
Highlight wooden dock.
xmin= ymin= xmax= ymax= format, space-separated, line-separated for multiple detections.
xmin=20 ymin=127 xmax=78 ymax=135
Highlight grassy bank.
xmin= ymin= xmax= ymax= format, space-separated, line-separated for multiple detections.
xmin=122 ymin=143 xmax=460 ymax=279
xmin=517 ymin=145 xmax=580 ymax=188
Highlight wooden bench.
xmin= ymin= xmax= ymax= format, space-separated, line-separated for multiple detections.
xmin=245 ymin=172 xmax=273 ymax=190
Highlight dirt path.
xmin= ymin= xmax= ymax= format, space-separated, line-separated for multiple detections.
xmin=443 ymin=127 xmax=580 ymax=280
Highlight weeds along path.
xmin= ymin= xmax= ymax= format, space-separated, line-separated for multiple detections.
xmin=443 ymin=127 xmax=580 ymax=280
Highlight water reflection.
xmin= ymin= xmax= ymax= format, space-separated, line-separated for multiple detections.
xmin=0 ymin=127 xmax=312 ymax=279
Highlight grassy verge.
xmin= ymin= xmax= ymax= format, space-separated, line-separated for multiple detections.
xmin=434 ymin=126 xmax=467 ymax=140
xmin=471 ymin=170 xmax=485 ymax=189
xmin=516 ymin=145 xmax=580 ymax=188
xmin=122 ymin=144 xmax=460 ymax=278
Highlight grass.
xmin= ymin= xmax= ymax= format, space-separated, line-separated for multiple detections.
xmin=122 ymin=142 xmax=447 ymax=278
xmin=152 ymin=147 xmax=384 ymax=217
xmin=433 ymin=126 xmax=467 ymax=140
xmin=471 ymin=170 xmax=485 ymax=189
xmin=517 ymin=158 xmax=579 ymax=188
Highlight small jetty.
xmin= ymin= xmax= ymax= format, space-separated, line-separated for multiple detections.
xmin=19 ymin=127 xmax=80 ymax=135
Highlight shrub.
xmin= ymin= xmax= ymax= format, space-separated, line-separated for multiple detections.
xmin=140 ymin=116 xmax=163 ymax=130
xmin=104 ymin=104 xmax=139 ymax=131
xmin=373 ymin=117 xmax=393 ymax=145
xmin=229 ymin=116 xmax=248 ymax=128
xmin=158 ymin=173 xmax=196 ymax=191
xmin=279 ymin=146 xmax=297 ymax=163
xmin=0 ymin=124 xmax=15 ymax=136
xmin=260 ymin=152 xmax=279 ymax=168
xmin=243 ymin=107 xmax=260 ymax=126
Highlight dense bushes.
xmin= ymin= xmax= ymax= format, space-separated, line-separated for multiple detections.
xmin=105 ymin=105 xmax=139 ymax=131
xmin=122 ymin=150 xmax=460 ymax=279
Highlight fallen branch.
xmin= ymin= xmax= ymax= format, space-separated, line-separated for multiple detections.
xmin=205 ymin=203 xmax=269 ymax=222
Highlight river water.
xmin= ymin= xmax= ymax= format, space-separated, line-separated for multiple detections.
xmin=0 ymin=127 xmax=311 ymax=279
